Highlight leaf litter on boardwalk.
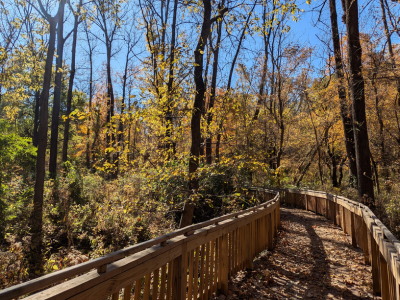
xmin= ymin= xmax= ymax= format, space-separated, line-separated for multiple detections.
xmin=225 ymin=207 xmax=380 ymax=300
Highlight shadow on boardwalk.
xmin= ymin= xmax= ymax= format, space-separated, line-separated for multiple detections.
xmin=227 ymin=207 xmax=380 ymax=300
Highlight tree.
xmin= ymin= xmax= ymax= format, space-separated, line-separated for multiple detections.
xmin=31 ymin=0 xmax=66 ymax=273
xmin=180 ymin=0 xmax=228 ymax=228
xmin=62 ymin=0 xmax=83 ymax=164
xmin=328 ymin=0 xmax=357 ymax=185
xmin=343 ymin=0 xmax=375 ymax=204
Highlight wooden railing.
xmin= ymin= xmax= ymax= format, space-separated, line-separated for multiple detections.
xmin=3 ymin=187 xmax=400 ymax=300
xmin=0 ymin=188 xmax=279 ymax=300
xmin=279 ymin=188 xmax=400 ymax=300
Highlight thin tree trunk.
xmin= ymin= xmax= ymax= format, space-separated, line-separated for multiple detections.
xmin=329 ymin=0 xmax=358 ymax=184
xmin=31 ymin=15 xmax=58 ymax=275
xmin=85 ymin=25 xmax=93 ymax=168
xmin=165 ymin=0 xmax=178 ymax=157
xmin=62 ymin=0 xmax=81 ymax=163
xmin=49 ymin=3 xmax=65 ymax=178
xmin=33 ymin=89 xmax=40 ymax=147
xmin=180 ymin=1 xmax=228 ymax=228
xmin=206 ymin=18 xmax=222 ymax=164
xmin=343 ymin=0 xmax=375 ymax=204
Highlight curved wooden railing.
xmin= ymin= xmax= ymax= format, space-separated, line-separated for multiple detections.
xmin=2 ymin=187 xmax=400 ymax=300
xmin=279 ymin=188 xmax=400 ymax=300
xmin=0 ymin=188 xmax=279 ymax=300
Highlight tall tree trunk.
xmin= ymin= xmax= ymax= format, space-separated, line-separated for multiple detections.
xmin=343 ymin=0 xmax=375 ymax=204
xmin=85 ymin=25 xmax=93 ymax=168
xmin=62 ymin=0 xmax=81 ymax=163
xmin=253 ymin=3 xmax=274 ymax=121
xmin=31 ymin=15 xmax=58 ymax=275
xmin=49 ymin=3 xmax=65 ymax=178
xmin=33 ymin=89 xmax=40 ymax=147
xmin=165 ymin=0 xmax=178 ymax=157
xmin=180 ymin=1 xmax=227 ymax=228
xmin=105 ymin=43 xmax=115 ymax=167
xmin=329 ymin=0 xmax=358 ymax=184
xmin=206 ymin=18 xmax=222 ymax=164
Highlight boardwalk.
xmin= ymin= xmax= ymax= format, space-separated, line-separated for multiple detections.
xmin=229 ymin=207 xmax=379 ymax=300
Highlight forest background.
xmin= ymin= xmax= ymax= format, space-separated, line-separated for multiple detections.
xmin=1 ymin=0 xmax=400 ymax=290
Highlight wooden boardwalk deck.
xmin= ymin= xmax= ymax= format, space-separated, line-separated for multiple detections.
xmin=229 ymin=207 xmax=379 ymax=300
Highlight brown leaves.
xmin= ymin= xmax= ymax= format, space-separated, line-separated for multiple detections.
xmin=227 ymin=207 xmax=379 ymax=300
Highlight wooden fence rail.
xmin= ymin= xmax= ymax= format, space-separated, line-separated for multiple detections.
xmin=279 ymin=188 xmax=400 ymax=300
xmin=0 ymin=188 xmax=279 ymax=300
xmin=3 ymin=187 xmax=400 ymax=300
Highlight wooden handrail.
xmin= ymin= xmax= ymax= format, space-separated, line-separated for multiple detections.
xmin=4 ymin=186 xmax=398 ymax=300
xmin=0 ymin=188 xmax=279 ymax=300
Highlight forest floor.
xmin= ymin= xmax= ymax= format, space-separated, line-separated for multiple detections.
xmin=226 ymin=207 xmax=380 ymax=300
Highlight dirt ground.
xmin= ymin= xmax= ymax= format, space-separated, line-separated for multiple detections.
xmin=227 ymin=207 xmax=380 ymax=300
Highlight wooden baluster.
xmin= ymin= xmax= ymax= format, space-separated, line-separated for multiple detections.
xmin=332 ymin=201 xmax=337 ymax=226
xmin=361 ymin=218 xmax=370 ymax=264
xmin=112 ymin=290 xmax=119 ymax=300
xmin=350 ymin=211 xmax=357 ymax=247
xmin=204 ymin=241 xmax=210 ymax=299
xmin=220 ymin=233 xmax=229 ymax=295
xmin=231 ymin=230 xmax=235 ymax=276
xmin=152 ymin=268 xmax=159 ymax=300
xmin=160 ymin=265 xmax=167 ymax=300
xmin=123 ymin=284 xmax=132 ymax=300
xmin=267 ymin=213 xmax=273 ymax=250
xmin=166 ymin=262 xmax=173 ymax=300
xmin=228 ymin=233 xmax=231 ymax=279
xmin=213 ymin=241 xmax=218 ymax=295
xmin=194 ymin=246 xmax=200 ymax=299
xmin=245 ymin=223 xmax=252 ymax=269
xmin=325 ymin=198 xmax=329 ymax=219
xmin=188 ymin=250 xmax=194 ymax=300
xmin=370 ymin=229 xmax=381 ymax=296
xmin=134 ymin=278 xmax=142 ymax=300
xmin=143 ymin=273 xmax=151 ymax=300
xmin=199 ymin=244 xmax=205 ymax=299
xmin=305 ymin=194 xmax=309 ymax=211
xmin=272 ymin=209 xmax=276 ymax=238
xmin=380 ymin=253 xmax=390 ymax=300
xmin=218 ymin=237 xmax=222 ymax=292
xmin=341 ymin=206 xmax=347 ymax=234
xmin=209 ymin=241 xmax=215 ymax=298
xmin=172 ymin=242 xmax=187 ymax=300
xmin=388 ymin=265 xmax=396 ymax=300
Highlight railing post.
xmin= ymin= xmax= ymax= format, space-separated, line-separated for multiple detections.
xmin=172 ymin=242 xmax=187 ymax=300
xmin=361 ymin=218 xmax=369 ymax=264
xmin=341 ymin=206 xmax=347 ymax=234
xmin=276 ymin=201 xmax=281 ymax=229
xmin=332 ymin=201 xmax=336 ymax=226
xmin=380 ymin=252 xmax=390 ymax=300
xmin=305 ymin=194 xmax=308 ymax=211
xmin=370 ymin=228 xmax=381 ymax=296
xmin=325 ymin=198 xmax=329 ymax=219
xmin=350 ymin=211 xmax=357 ymax=247
xmin=245 ymin=223 xmax=253 ymax=269
xmin=267 ymin=213 xmax=273 ymax=250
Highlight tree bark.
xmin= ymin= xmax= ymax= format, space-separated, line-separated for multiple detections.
xmin=31 ymin=12 xmax=58 ymax=275
xmin=343 ymin=0 xmax=375 ymax=204
xmin=329 ymin=0 xmax=358 ymax=184
xmin=62 ymin=0 xmax=81 ymax=163
xmin=206 ymin=17 xmax=222 ymax=164
xmin=33 ymin=89 xmax=40 ymax=147
xmin=180 ymin=1 xmax=228 ymax=228
xmin=165 ymin=0 xmax=178 ymax=157
xmin=49 ymin=2 xmax=65 ymax=178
